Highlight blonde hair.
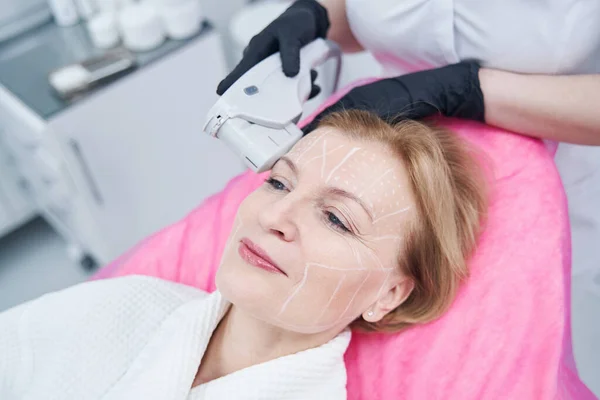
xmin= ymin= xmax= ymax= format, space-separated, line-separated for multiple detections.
xmin=318 ymin=110 xmax=487 ymax=333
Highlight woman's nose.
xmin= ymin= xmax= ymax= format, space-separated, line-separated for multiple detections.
xmin=258 ymin=197 xmax=298 ymax=242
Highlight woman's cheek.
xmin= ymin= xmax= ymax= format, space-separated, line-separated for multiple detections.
xmin=271 ymin=252 xmax=390 ymax=332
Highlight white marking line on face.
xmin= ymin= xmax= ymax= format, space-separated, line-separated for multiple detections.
xmin=305 ymin=263 xmax=370 ymax=272
xmin=373 ymin=269 xmax=392 ymax=303
xmin=361 ymin=245 xmax=398 ymax=309
xmin=371 ymin=235 xmax=403 ymax=242
xmin=372 ymin=206 xmax=411 ymax=225
xmin=315 ymin=274 xmax=346 ymax=324
xmin=278 ymin=262 xmax=369 ymax=317
xmin=278 ymin=266 xmax=310 ymax=317
xmin=223 ymin=218 xmax=243 ymax=256
xmin=336 ymin=264 xmax=371 ymax=321
xmin=325 ymin=147 xmax=361 ymax=184
xmin=365 ymin=247 xmax=383 ymax=270
xmin=357 ymin=167 xmax=395 ymax=198
xmin=301 ymin=144 xmax=345 ymax=171
xmin=294 ymin=132 xmax=328 ymax=165
xmin=321 ymin=139 xmax=327 ymax=178
xmin=273 ymin=318 xmax=354 ymax=332
xmin=334 ymin=242 xmax=393 ymax=323
xmin=335 ymin=245 xmax=371 ymax=323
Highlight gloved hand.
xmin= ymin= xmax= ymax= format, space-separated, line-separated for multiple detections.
xmin=302 ymin=61 xmax=486 ymax=134
xmin=217 ymin=0 xmax=330 ymax=96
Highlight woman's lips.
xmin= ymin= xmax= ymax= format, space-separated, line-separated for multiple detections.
xmin=238 ymin=238 xmax=287 ymax=276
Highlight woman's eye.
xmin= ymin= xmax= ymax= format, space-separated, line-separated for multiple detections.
xmin=326 ymin=211 xmax=351 ymax=233
xmin=266 ymin=177 xmax=287 ymax=191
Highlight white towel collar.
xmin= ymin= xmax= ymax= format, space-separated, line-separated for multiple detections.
xmin=104 ymin=290 xmax=350 ymax=400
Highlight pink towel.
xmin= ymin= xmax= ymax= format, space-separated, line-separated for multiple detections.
xmin=93 ymin=80 xmax=595 ymax=399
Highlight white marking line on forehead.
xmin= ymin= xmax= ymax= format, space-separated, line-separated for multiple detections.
xmin=357 ymin=167 xmax=395 ymax=198
xmin=373 ymin=206 xmax=411 ymax=225
xmin=315 ymin=274 xmax=346 ymax=324
xmin=295 ymin=131 xmax=328 ymax=164
xmin=286 ymin=146 xmax=299 ymax=158
xmin=321 ymin=139 xmax=327 ymax=178
xmin=325 ymin=147 xmax=361 ymax=184
xmin=300 ymin=144 xmax=345 ymax=169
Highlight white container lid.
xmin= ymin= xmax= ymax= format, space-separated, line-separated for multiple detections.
xmin=118 ymin=3 xmax=165 ymax=52
xmin=96 ymin=0 xmax=136 ymax=13
xmin=87 ymin=12 xmax=120 ymax=48
xmin=148 ymin=0 xmax=190 ymax=6
xmin=160 ymin=0 xmax=202 ymax=40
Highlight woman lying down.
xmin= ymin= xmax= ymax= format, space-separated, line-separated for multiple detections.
xmin=0 ymin=110 xmax=487 ymax=400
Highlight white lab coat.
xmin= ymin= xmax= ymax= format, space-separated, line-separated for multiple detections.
xmin=0 ymin=276 xmax=351 ymax=400
xmin=345 ymin=0 xmax=600 ymax=386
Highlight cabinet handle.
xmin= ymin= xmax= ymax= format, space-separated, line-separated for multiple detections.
xmin=68 ymin=139 xmax=104 ymax=206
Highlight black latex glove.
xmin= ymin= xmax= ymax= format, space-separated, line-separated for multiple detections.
xmin=302 ymin=61 xmax=485 ymax=134
xmin=216 ymin=0 xmax=329 ymax=96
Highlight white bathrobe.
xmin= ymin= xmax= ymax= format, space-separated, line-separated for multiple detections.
xmin=0 ymin=276 xmax=351 ymax=400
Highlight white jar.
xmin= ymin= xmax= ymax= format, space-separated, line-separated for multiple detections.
xmin=148 ymin=0 xmax=190 ymax=6
xmin=87 ymin=12 xmax=120 ymax=48
xmin=96 ymin=0 xmax=135 ymax=13
xmin=74 ymin=0 xmax=97 ymax=19
xmin=95 ymin=0 xmax=118 ymax=13
xmin=160 ymin=0 xmax=202 ymax=40
xmin=47 ymin=0 xmax=80 ymax=26
xmin=118 ymin=3 xmax=166 ymax=51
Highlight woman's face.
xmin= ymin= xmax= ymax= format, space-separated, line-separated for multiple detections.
xmin=216 ymin=127 xmax=415 ymax=334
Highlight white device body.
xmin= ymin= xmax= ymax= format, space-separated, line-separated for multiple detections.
xmin=203 ymin=38 xmax=341 ymax=172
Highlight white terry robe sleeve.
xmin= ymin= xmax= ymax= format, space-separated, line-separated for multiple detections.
xmin=0 ymin=300 xmax=32 ymax=397
xmin=0 ymin=276 xmax=197 ymax=400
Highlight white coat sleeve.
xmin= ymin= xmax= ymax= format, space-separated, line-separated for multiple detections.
xmin=0 ymin=300 xmax=34 ymax=398
xmin=0 ymin=276 xmax=186 ymax=399
xmin=0 ymin=286 xmax=92 ymax=398
xmin=0 ymin=276 xmax=154 ymax=398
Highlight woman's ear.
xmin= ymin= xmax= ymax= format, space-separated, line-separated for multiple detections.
xmin=362 ymin=278 xmax=414 ymax=323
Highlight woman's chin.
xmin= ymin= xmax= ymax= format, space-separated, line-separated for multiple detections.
xmin=216 ymin=263 xmax=285 ymax=307
xmin=216 ymin=263 xmax=357 ymax=335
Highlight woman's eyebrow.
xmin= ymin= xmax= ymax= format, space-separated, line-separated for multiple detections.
xmin=279 ymin=156 xmax=298 ymax=175
xmin=280 ymin=155 xmax=373 ymax=220
xmin=325 ymin=187 xmax=374 ymax=222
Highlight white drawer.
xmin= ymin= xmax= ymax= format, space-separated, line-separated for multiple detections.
xmin=0 ymin=190 xmax=8 ymax=226
xmin=32 ymin=147 xmax=62 ymax=183
xmin=0 ymin=89 xmax=43 ymax=146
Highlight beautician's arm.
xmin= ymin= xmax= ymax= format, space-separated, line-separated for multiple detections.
xmin=481 ymin=69 xmax=600 ymax=145
xmin=322 ymin=0 xmax=364 ymax=52
xmin=301 ymin=62 xmax=600 ymax=144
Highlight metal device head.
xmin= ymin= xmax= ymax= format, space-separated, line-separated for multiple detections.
xmin=203 ymin=38 xmax=341 ymax=173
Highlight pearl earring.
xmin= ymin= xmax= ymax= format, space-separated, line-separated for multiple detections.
xmin=367 ymin=311 xmax=374 ymax=317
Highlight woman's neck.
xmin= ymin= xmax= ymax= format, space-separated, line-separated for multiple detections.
xmin=193 ymin=304 xmax=335 ymax=387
